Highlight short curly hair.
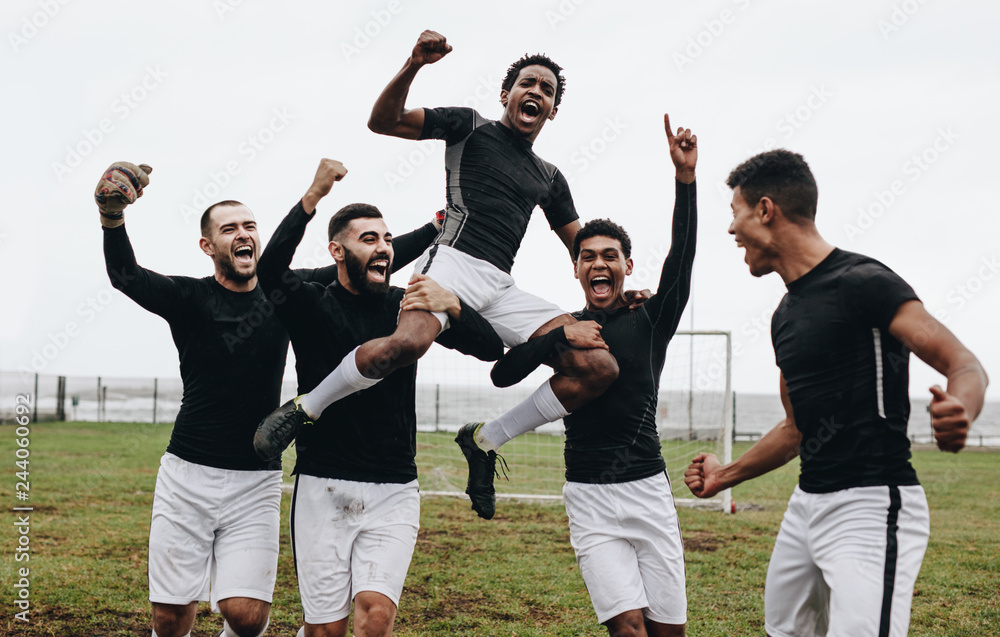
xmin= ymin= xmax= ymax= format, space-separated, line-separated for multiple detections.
xmin=573 ymin=218 xmax=632 ymax=260
xmin=726 ymin=149 xmax=818 ymax=222
xmin=502 ymin=53 xmax=566 ymax=107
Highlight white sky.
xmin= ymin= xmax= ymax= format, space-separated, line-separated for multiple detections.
xmin=2 ymin=0 xmax=998 ymax=399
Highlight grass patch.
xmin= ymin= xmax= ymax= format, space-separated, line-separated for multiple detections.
xmin=0 ymin=422 xmax=995 ymax=635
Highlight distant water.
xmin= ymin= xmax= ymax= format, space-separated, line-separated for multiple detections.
xmin=7 ymin=372 xmax=994 ymax=447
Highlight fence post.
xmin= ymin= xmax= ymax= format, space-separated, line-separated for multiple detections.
xmin=434 ymin=384 xmax=440 ymax=432
xmin=33 ymin=373 xmax=39 ymax=422
xmin=153 ymin=378 xmax=158 ymax=424
xmin=97 ymin=377 xmax=102 ymax=423
xmin=102 ymin=386 xmax=107 ymax=422
xmin=56 ymin=376 xmax=66 ymax=421
xmin=732 ymin=391 xmax=737 ymax=443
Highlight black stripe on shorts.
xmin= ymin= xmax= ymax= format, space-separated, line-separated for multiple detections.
xmin=878 ymin=485 xmax=902 ymax=637
xmin=420 ymin=244 xmax=440 ymax=275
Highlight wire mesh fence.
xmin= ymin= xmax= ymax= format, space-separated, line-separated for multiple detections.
xmin=2 ymin=369 xmax=997 ymax=447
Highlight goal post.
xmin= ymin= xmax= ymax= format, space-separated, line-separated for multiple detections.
xmin=414 ymin=330 xmax=733 ymax=512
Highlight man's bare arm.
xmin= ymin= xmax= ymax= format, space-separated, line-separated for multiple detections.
xmin=888 ymin=299 xmax=988 ymax=452
xmin=554 ymin=220 xmax=581 ymax=262
xmin=368 ymin=30 xmax=451 ymax=139
xmin=685 ymin=374 xmax=801 ymax=498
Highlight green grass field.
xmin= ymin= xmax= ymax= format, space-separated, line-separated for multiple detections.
xmin=0 ymin=422 xmax=996 ymax=636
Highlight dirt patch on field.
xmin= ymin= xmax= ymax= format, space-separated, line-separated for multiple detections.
xmin=683 ymin=531 xmax=722 ymax=552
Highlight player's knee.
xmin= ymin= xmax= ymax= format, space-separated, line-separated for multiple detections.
xmin=354 ymin=598 xmax=395 ymax=635
xmin=220 ymin=599 xmax=270 ymax=636
xmin=152 ymin=602 xmax=196 ymax=635
xmin=605 ymin=613 xmax=644 ymax=637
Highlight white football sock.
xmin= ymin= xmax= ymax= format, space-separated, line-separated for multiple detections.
xmin=300 ymin=346 xmax=380 ymax=418
xmin=296 ymin=627 xmax=305 ymax=637
xmin=477 ymin=379 xmax=569 ymax=451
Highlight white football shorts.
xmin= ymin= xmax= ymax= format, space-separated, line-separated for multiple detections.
xmin=411 ymin=244 xmax=566 ymax=347
xmin=764 ymin=484 xmax=930 ymax=637
xmin=148 ymin=452 xmax=282 ymax=610
xmin=563 ymin=472 xmax=687 ymax=626
xmin=291 ymin=475 xmax=420 ymax=625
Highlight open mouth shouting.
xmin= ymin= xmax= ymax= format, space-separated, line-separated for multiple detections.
xmin=519 ymin=98 xmax=541 ymax=125
xmin=367 ymin=253 xmax=390 ymax=283
xmin=234 ymin=243 xmax=255 ymax=265
xmin=589 ymin=274 xmax=613 ymax=298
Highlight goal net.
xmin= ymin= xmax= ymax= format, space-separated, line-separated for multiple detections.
xmin=413 ymin=330 xmax=733 ymax=512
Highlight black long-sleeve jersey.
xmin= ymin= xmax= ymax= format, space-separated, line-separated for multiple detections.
xmin=492 ymin=180 xmax=697 ymax=484
xmin=772 ymin=248 xmax=921 ymax=493
xmin=258 ymin=202 xmax=504 ymax=483
xmin=419 ymin=107 xmax=579 ymax=273
xmin=103 ymin=217 xmax=435 ymax=472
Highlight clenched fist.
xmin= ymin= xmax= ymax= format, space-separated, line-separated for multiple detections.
xmin=95 ymin=162 xmax=152 ymax=228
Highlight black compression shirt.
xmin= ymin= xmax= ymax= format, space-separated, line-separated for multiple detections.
xmin=257 ymin=202 xmax=503 ymax=483
xmin=103 ymin=217 xmax=435 ymax=472
xmin=103 ymin=225 xmax=335 ymax=471
xmin=492 ymin=180 xmax=697 ymax=483
xmin=419 ymin=107 xmax=578 ymax=273
xmin=772 ymin=248 xmax=921 ymax=493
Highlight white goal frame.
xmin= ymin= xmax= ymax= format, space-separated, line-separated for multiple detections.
xmin=414 ymin=330 xmax=734 ymax=513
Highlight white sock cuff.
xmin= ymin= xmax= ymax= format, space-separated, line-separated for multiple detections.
xmin=296 ymin=627 xmax=306 ymax=637
xmin=343 ymin=346 xmax=380 ymax=390
xmin=532 ymin=379 xmax=570 ymax=422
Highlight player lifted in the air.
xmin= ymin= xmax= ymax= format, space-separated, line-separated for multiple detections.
xmin=486 ymin=114 xmax=696 ymax=637
xmin=684 ymin=149 xmax=988 ymax=637
xmin=256 ymin=30 xmax=623 ymax=519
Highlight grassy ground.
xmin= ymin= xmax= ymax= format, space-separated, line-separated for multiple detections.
xmin=0 ymin=422 xmax=996 ymax=636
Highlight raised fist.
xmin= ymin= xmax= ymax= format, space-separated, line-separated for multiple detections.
xmin=411 ymin=30 xmax=452 ymax=66
xmin=95 ymin=162 xmax=152 ymax=228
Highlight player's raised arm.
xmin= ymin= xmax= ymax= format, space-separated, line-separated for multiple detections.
xmin=887 ymin=300 xmax=988 ymax=452
xmin=643 ymin=113 xmax=698 ymax=335
xmin=258 ymin=159 xmax=346 ymax=290
xmin=368 ymin=30 xmax=452 ymax=139
xmin=685 ymin=373 xmax=801 ymax=498
xmin=98 ymin=162 xmax=189 ymax=316
xmin=665 ymin=113 xmax=696 ymax=185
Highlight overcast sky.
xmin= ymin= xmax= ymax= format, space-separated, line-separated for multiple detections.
xmin=3 ymin=0 xmax=998 ymax=399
